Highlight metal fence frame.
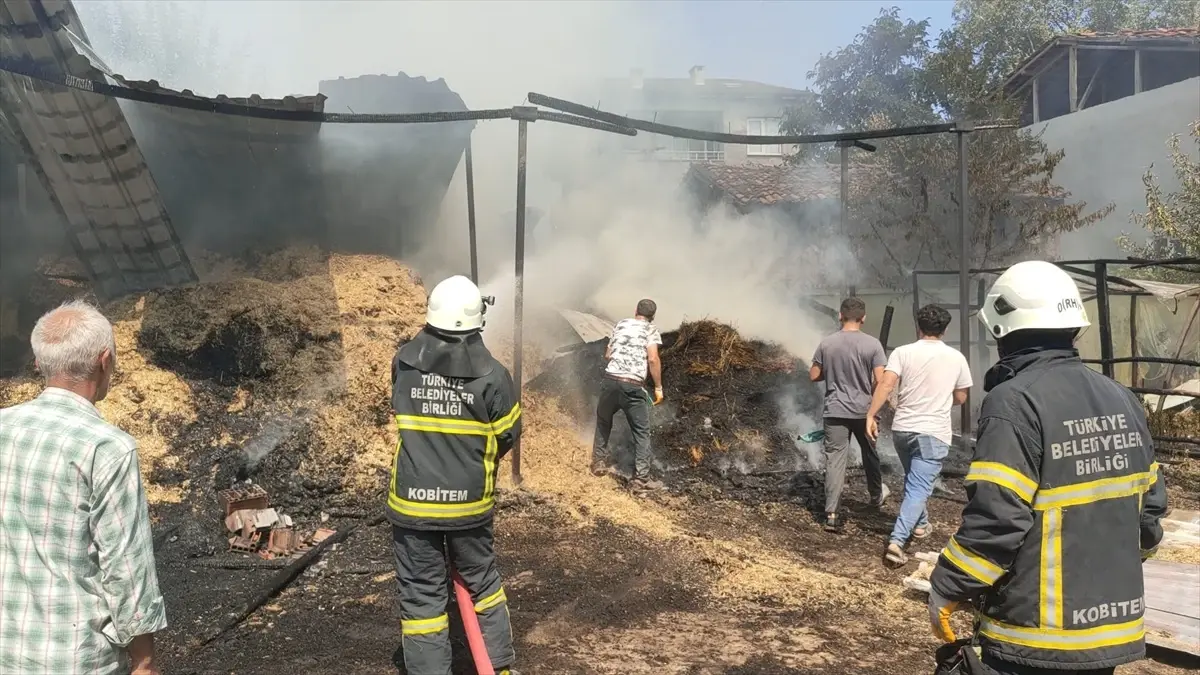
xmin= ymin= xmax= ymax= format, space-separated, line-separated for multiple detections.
xmin=912 ymin=258 xmax=1200 ymax=449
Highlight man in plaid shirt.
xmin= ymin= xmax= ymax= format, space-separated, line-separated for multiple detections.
xmin=0 ymin=301 xmax=167 ymax=675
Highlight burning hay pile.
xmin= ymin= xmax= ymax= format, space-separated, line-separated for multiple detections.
xmin=530 ymin=320 xmax=822 ymax=473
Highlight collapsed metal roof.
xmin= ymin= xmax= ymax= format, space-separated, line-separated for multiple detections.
xmin=0 ymin=0 xmax=196 ymax=298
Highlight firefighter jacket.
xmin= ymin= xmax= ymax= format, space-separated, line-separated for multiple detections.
xmin=386 ymin=328 xmax=522 ymax=531
xmin=929 ymin=347 xmax=1168 ymax=671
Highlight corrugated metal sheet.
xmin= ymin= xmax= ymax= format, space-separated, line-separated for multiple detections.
xmin=111 ymin=76 xmax=328 ymax=255
xmin=318 ymin=74 xmax=473 ymax=257
xmin=0 ymin=0 xmax=195 ymax=298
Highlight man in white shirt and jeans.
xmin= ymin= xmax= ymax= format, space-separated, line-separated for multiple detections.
xmin=866 ymin=304 xmax=972 ymax=565
xmin=592 ymin=298 xmax=664 ymax=491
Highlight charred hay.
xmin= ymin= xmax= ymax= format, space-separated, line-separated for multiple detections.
xmin=0 ymin=250 xmax=427 ymax=516
xmin=530 ymin=320 xmax=822 ymax=472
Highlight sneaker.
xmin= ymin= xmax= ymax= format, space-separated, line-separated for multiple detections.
xmin=912 ymin=523 xmax=933 ymax=539
xmin=630 ymin=478 xmax=664 ymax=491
xmin=870 ymin=483 xmax=891 ymax=509
xmin=589 ymin=461 xmax=609 ymax=477
xmin=497 ymin=669 xmax=521 ymax=675
xmin=823 ymin=513 xmax=842 ymax=532
xmin=884 ymin=542 xmax=909 ymax=567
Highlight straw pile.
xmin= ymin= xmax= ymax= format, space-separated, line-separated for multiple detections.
xmin=0 ymin=248 xmax=427 ymax=509
xmin=528 ymin=320 xmax=820 ymax=470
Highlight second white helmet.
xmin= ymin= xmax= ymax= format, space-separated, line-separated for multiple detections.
xmin=978 ymin=260 xmax=1090 ymax=340
xmin=426 ymin=275 xmax=485 ymax=332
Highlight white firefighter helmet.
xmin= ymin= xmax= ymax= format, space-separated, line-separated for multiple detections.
xmin=978 ymin=260 xmax=1090 ymax=339
xmin=426 ymin=275 xmax=485 ymax=332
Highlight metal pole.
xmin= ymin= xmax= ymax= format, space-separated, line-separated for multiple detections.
xmin=465 ymin=142 xmax=479 ymax=285
xmin=957 ymin=130 xmax=972 ymax=439
xmin=1095 ymin=262 xmax=1115 ymax=379
xmin=1129 ymin=294 xmax=1140 ymax=389
xmin=511 ymin=119 xmax=528 ymax=486
xmin=17 ymin=162 xmax=27 ymax=216
xmin=840 ymin=142 xmax=848 ymax=237
xmin=911 ymin=271 xmax=921 ymax=331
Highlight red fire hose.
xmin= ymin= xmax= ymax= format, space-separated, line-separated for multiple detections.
xmin=453 ymin=569 xmax=495 ymax=675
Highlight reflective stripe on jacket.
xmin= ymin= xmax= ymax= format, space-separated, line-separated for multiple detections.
xmin=386 ymin=352 xmax=522 ymax=531
xmin=930 ymin=349 xmax=1168 ymax=671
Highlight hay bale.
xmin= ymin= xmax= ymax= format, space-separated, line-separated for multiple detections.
xmin=529 ymin=320 xmax=820 ymax=471
xmin=137 ymin=276 xmax=341 ymax=383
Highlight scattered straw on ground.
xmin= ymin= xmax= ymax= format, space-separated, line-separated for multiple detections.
xmin=509 ymin=391 xmax=883 ymax=612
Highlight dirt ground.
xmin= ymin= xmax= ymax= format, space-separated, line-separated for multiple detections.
xmin=1 ymin=250 xmax=1197 ymax=675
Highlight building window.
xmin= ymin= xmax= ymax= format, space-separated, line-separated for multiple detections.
xmin=665 ymin=136 xmax=725 ymax=161
xmin=620 ymin=110 xmax=725 ymax=161
xmin=747 ymin=117 xmax=782 ymax=156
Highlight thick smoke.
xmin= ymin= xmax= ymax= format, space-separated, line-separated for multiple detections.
xmin=70 ymin=0 xmax=845 ymax=360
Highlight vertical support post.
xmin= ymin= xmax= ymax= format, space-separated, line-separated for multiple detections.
xmin=1129 ymin=294 xmax=1140 ymax=388
xmin=465 ymin=142 xmax=479 ymax=284
xmin=911 ymin=271 xmax=921 ymax=330
xmin=511 ymin=119 xmax=529 ymax=486
xmin=17 ymin=162 xmax=27 ymax=215
xmin=1133 ymin=49 xmax=1143 ymax=94
xmin=1032 ymin=78 xmax=1040 ymax=124
xmin=1095 ymin=262 xmax=1114 ymax=379
xmin=957 ymin=130 xmax=972 ymax=439
xmin=976 ymin=278 xmax=989 ymax=375
xmin=1069 ymin=46 xmax=1079 ymax=113
xmin=839 ymin=142 xmax=849 ymax=235
xmin=879 ymin=305 xmax=894 ymax=352
xmin=840 ymin=143 xmax=852 ymax=303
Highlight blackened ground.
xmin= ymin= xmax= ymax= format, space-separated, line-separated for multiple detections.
xmin=150 ymin=479 xmax=1196 ymax=675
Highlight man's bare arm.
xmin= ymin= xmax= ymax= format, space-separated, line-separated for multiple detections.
xmin=867 ymin=371 xmax=900 ymax=420
xmin=953 ymin=388 xmax=969 ymax=405
xmin=872 ymin=365 xmax=885 ymax=387
xmin=809 ymin=364 xmax=823 ymax=382
xmin=647 ymin=343 xmax=662 ymax=389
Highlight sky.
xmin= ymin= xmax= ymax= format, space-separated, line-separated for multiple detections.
xmin=77 ymin=0 xmax=958 ymax=104
xmin=638 ymin=1 xmax=956 ymax=88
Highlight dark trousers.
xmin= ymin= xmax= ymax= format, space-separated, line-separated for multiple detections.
xmin=822 ymin=416 xmax=884 ymax=514
xmin=592 ymin=377 xmax=653 ymax=479
xmin=982 ymin=654 xmax=1114 ymax=675
xmin=392 ymin=523 xmax=514 ymax=675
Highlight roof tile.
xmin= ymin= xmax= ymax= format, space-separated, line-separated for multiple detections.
xmin=1071 ymin=28 xmax=1200 ymax=39
xmin=688 ymin=161 xmax=871 ymax=208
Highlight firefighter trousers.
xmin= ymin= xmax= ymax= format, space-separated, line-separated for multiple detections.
xmin=392 ymin=522 xmax=515 ymax=675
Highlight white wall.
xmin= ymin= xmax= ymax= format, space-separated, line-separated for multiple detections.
xmin=1031 ymin=77 xmax=1200 ymax=259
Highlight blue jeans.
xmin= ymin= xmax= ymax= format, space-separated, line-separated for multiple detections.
xmin=889 ymin=431 xmax=948 ymax=546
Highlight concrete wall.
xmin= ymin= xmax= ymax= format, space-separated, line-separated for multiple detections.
xmin=1031 ymin=77 xmax=1200 ymax=259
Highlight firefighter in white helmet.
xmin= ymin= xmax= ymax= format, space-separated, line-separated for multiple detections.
xmin=387 ymin=275 xmax=522 ymax=675
xmin=929 ymin=261 xmax=1167 ymax=675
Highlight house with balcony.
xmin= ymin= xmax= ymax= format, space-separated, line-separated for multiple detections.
xmin=593 ymin=66 xmax=812 ymax=166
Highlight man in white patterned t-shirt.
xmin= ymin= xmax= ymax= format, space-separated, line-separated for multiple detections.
xmin=592 ymin=298 xmax=664 ymax=490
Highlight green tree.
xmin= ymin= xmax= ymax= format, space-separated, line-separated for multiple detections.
xmin=1119 ymin=120 xmax=1200 ymax=284
xmin=781 ymin=7 xmax=1113 ymax=287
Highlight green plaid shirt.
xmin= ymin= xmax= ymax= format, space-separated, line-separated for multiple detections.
xmin=0 ymin=388 xmax=167 ymax=675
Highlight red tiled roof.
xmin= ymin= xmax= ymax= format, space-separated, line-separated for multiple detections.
xmin=1071 ymin=28 xmax=1200 ymax=39
xmin=687 ymin=162 xmax=871 ymax=208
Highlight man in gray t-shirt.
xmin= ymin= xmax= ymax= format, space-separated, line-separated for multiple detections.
xmin=809 ymin=296 xmax=888 ymax=531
